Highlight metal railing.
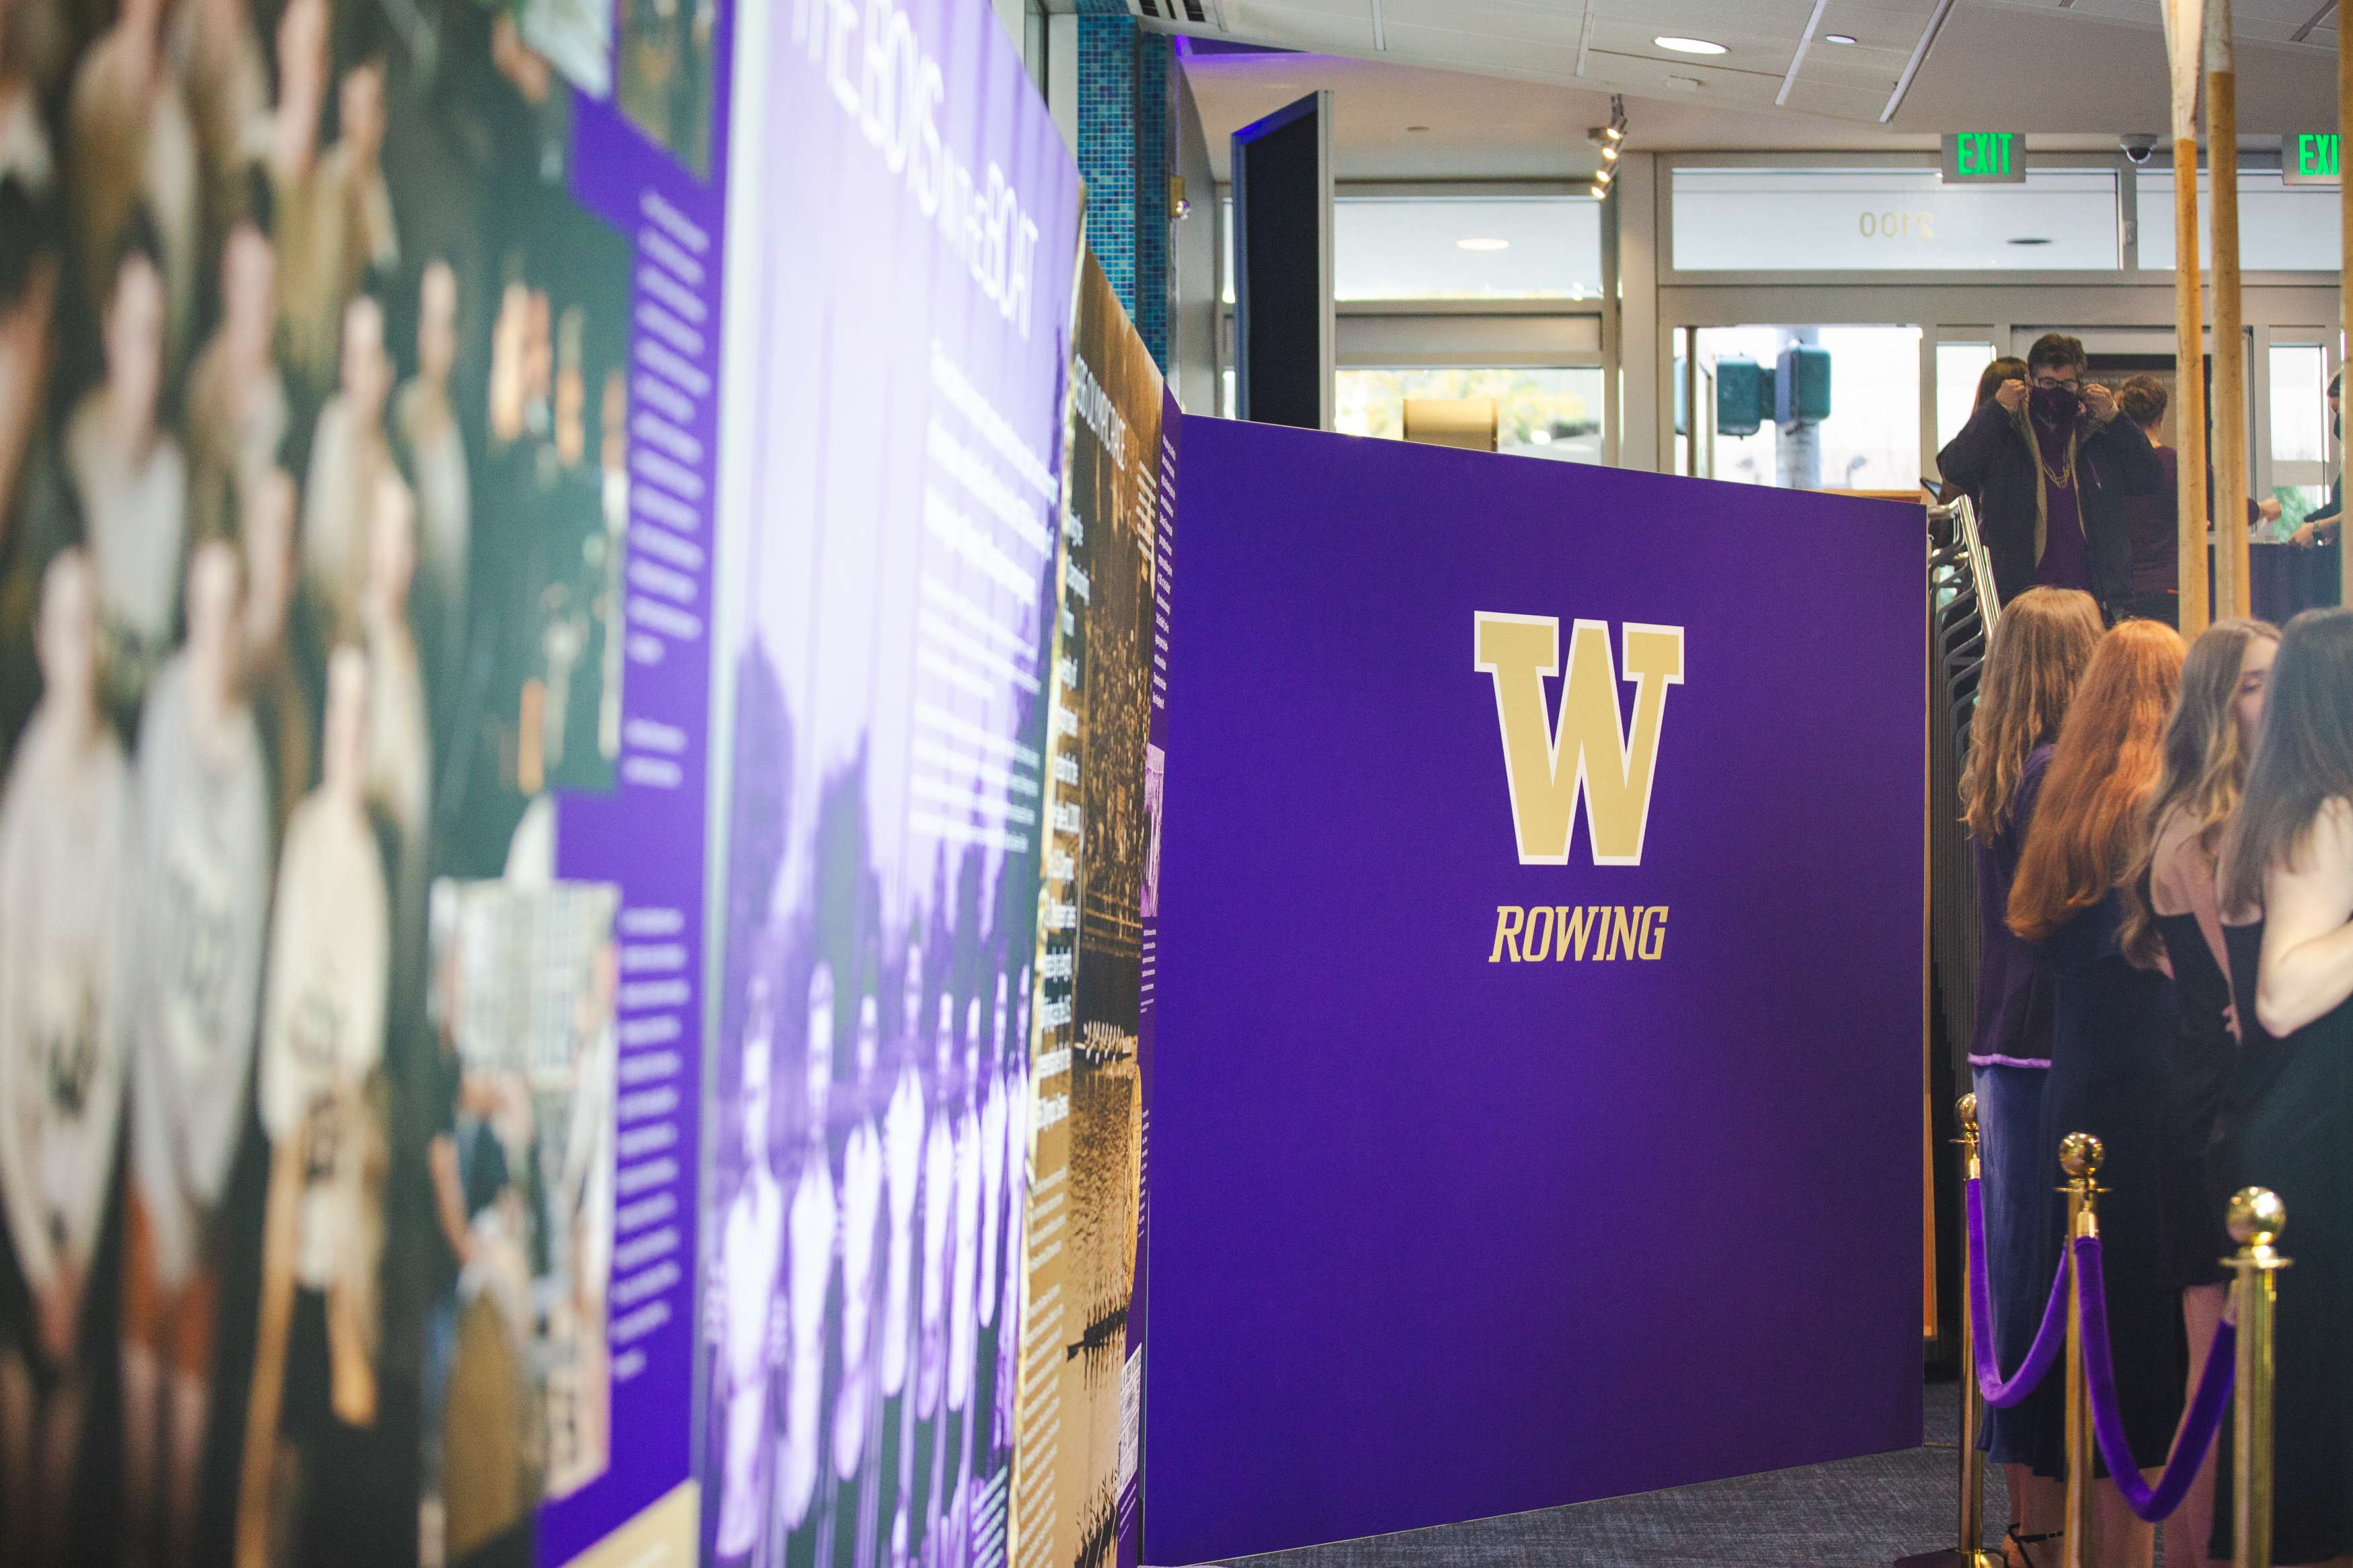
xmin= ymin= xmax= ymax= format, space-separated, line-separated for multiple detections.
xmin=1928 ymin=496 xmax=1999 ymax=1102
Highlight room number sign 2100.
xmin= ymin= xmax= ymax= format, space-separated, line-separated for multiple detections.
xmin=1858 ymin=211 xmax=1935 ymax=239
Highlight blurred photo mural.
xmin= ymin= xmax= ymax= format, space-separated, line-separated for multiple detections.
xmin=0 ymin=0 xmax=1176 ymax=1561
xmin=0 ymin=0 xmax=731 ymax=1563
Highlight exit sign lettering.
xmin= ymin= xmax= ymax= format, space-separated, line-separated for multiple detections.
xmin=2282 ymin=133 xmax=2342 ymax=185
xmin=1942 ymin=132 xmax=2026 ymax=184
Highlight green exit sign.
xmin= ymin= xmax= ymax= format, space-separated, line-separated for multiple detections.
xmin=1942 ymin=132 xmax=2026 ymax=184
xmin=2282 ymin=133 xmax=2342 ymax=185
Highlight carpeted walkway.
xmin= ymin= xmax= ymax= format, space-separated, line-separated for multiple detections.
xmin=1218 ymin=1378 xmax=2010 ymax=1568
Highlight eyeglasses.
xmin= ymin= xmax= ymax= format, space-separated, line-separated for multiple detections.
xmin=2031 ymin=374 xmax=2083 ymax=392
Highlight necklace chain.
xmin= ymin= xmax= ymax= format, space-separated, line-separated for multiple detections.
xmin=2036 ymin=436 xmax=2075 ymax=492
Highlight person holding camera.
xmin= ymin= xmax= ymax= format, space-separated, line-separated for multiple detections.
xmin=1938 ymin=333 xmax=2164 ymax=620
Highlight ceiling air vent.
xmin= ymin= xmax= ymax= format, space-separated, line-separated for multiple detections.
xmin=1127 ymin=0 xmax=1218 ymax=24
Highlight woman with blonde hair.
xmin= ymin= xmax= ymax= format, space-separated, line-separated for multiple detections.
xmin=2210 ymin=606 xmax=2353 ymax=1563
xmin=1958 ymin=584 xmax=2104 ymax=1566
xmin=2010 ymin=618 xmax=2189 ymax=1568
xmin=2119 ymin=617 xmax=2277 ymax=1568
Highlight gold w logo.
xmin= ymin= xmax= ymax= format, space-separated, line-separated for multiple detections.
xmin=1474 ymin=614 xmax=1685 ymax=866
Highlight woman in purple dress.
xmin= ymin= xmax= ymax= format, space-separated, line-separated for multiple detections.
xmin=1958 ymin=585 xmax=2103 ymax=1567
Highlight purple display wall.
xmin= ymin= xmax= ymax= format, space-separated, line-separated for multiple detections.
xmin=1145 ymin=419 xmax=1926 ymax=1563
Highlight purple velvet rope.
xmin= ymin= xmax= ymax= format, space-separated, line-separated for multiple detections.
xmin=2073 ymin=1234 xmax=2237 ymax=1522
xmin=1966 ymin=1178 xmax=2069 ymax=1407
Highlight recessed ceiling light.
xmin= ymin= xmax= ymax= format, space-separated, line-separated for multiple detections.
xmin=1457 ymin=237 xmax=1510 ymax=251
xmin=1653 ymin=35 xmax=1726 ymax=54
xmin=1825 ymin=33 xmax=1858 ymax=45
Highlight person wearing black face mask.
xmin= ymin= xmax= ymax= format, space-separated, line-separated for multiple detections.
xmin=1938 ymin=333 xmax=2165 ymax=619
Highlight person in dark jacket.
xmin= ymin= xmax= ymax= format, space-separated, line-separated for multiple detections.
xmin=2114 ymin=374 xmax=2282 ymax=628
xmin=1938 ymin=333 xmax=2165 ymax=620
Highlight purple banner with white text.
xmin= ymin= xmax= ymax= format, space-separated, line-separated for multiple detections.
xmin=695 ymin=8 xmax=1079 ymax=1568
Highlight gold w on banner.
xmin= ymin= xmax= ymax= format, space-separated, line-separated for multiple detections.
xmin=1474 ymin=613 xmax=1685 ymax=868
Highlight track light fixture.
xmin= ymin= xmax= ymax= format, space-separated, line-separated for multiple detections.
xmin=1589 ymin=95 xmax=1626 ymax=198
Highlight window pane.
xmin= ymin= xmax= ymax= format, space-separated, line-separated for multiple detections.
xmin=2271 ymin=343 xmax=2328 ymax=463
xmin=1936 ymin=341 xmax=1996 ymax=451
xmin=2137 ymin=172 xmax=2342 ymax=272
xmin=1336 ymin=368 xmax=1606 ymax=464
xmin=1334 ymin=198 xmax=1603 ymax=301
xmin=1696 ymin=326 xmax=1923 ymax=491
xmin=1673 ymin=169 xmax=2119 ymax=272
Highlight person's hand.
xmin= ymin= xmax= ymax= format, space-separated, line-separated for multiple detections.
xmin=2292 ymin=522 xmax=2318 ymax=548
xmin=2083 ymin=382 xmax=2116 ymax=420
xmin=1994 ymin=378 xmax=2028 ymax=414
xmin=2259 ymin=497 xmax=2285 ymax=523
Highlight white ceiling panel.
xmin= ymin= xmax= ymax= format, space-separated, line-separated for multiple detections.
xmin=1219 ymin=1 xmax=1382 ymax=53
xmin=1976 ymin=0 xmax=2337 ymax=47
xmin=1582 ymin=48 xmax=1794 ymax=107
xmin=1892 ymin=3 xmax=2342 ymax=129
xmin=1585 ymin=5 xmax=1814 ymax=76
xmin=1158 ymin=0 xmax=2342 ymax=155
xmin=1376 ymin=25 xmax=1590 ymax=79
xmin=1782 ymin=79 xmax=1908 ymax=119
xmin=1372 ymin=0 xmax=1587 ymax=47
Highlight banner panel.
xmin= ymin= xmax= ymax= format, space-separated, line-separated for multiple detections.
xmin=1146 ymin=421 xmax=1926 ymax=1562
xmin=699 ymin=8 xmax=1079 ymax=1568
xmin=1010 ymin=255 xmax=1166 ymax=1568
xmin=0 ymin=3 xmax=733 ymax=1564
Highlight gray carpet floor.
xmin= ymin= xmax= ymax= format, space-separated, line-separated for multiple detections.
xmin=1218 ymin=1378 xmax=2012 ymax=1568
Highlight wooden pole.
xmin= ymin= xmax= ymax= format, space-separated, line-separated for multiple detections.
xmin=2175 ymin=136 xmax=2210 ymax=634
xmin=2166 ymin=0 xmax=2210 ymax=634
xmin=2209 ymin=0 xmax=2251 ymax=619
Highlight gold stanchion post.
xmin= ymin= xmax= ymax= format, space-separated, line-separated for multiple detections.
xmin=1956 ymin=1096 xmax=2001 ymax=1567
xmin=2228 ymin=1188 xmax=2288 ymax=1568
xmin=1894 ymin=1095 xmax=2002 ymax=1568
xmin=2059 ymin=1132 xmax=2104 ymax=1568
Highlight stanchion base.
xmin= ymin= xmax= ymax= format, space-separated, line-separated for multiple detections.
xmin=1892 ymin=1551 xmax=2002 ymax=1568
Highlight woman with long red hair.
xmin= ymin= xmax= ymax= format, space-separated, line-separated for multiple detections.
xmin=2009 ymin=617 xmax=2188 ymax=1568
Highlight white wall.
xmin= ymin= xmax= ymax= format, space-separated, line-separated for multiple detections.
xmin=1172 ymin=63 xmax=1220 ymax=414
